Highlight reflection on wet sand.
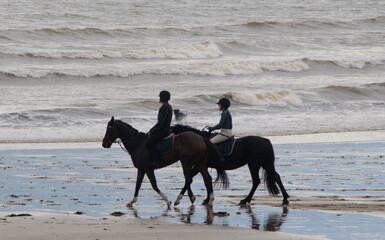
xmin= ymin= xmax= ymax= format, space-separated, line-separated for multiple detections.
xmin=242 ymin=206 xmax=288 ymax=231
xmin=174 ymin=205 xmax=196 ymax=224
xmin=127 ymin=205 xmax=289 ymax=232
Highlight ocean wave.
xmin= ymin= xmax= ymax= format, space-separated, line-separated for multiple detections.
xmin=237 ymin=20 xmax=352 ymax=31
xmin=185 ymin=91 xmax=303 ymax=107
xmin=1 ymin=41 xmax=222 ymax=59
xmin=305 ymin=55 xmax=385 ymax=69
xmin=35 ymin=27 xmax=114 ymax=36
xmin=0 ymin=108 xmax=106 ymax=127
xmin=188 ymin=82 xmax=385 ymax=107
xmin=241 ymin=16 xmax=385 ymax=29
xmin=201 ymin=83 xmax=385 ymax=107
xmin=0 ymin=34 xmax=10 ymax=40
xmin=224 ymin=91 xmax=303 ymax=106
xmin=2 ymin=55 xmax=384 ymax=79
xmin=0 ymin=59 xmax=309 ymax=78
xmin=317 ymin=82 xmax=385 ymax=101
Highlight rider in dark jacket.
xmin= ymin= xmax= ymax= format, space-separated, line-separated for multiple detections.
xmin=146 ymin=90 xmax=173 ymax=168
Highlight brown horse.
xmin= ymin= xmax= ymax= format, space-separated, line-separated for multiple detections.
xmin=102 ymin=117 xmax=229 ymax=207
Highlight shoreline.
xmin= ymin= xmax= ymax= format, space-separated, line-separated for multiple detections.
xmin=0 ymin=129 xmax=384 ymax=150
xmin=233 ymin=195 xmax=385 ymax=219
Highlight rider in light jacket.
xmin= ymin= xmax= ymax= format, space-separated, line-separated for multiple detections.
xmin=208 ymin=97 xmax=234 ymax=144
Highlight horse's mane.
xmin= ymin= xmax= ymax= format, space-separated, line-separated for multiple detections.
xmin=171 ymin=124 xmax=201 ymax=134
xmin=171 ymin=124 xmax=211 ymax=138
xmin=115 ymin=120 xmax=145 ymax=138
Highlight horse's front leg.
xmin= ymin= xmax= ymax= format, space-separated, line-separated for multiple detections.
xmin=187 ymin=186 xmax=196 ymax=204
xmin=187 ymin=167 xmax=200 ymax=204
xmin=127 ymin=169 xmax=145 ymax=208
xmin=146 ymin=169 xmax=172 ymax=208
xmin=175 ymin=166 xmax=199 ymax=206
xmin=174 ymin=176 xmax=192 ymax=206
xmin=239 ymin=165 xmax=261 ymax=206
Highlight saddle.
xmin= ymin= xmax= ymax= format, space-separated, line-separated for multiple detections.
xmin=155 ymin=134 xmax=175 ymax=154
xmin=216 ymin=138 xmax=236 ymax=156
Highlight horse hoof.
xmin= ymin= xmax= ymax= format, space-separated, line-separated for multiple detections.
xmin=202 ymin=200 xmax=209 ymax=205
xmin=190 ymin=196 xmax=196 ymax=204
xmin=126 ymin=203 xmax=133 ymax=208
xmin=282 ymin=200 xmax=289 ymax=206
xmin=174 ymin=200 xmax=180 ymax=206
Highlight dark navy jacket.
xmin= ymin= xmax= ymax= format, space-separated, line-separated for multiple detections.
xmin=212 ymin=109 xmax=232 ymax=130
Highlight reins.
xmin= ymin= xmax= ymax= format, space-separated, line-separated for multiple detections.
xmin=116 ymin=139 xmax=129 ymax=153
xmin=112 ymin=120 xmax=144 ymax=154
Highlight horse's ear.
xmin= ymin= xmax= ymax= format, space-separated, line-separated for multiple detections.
xmin=109 ymin=116 xmax=115 ymax=125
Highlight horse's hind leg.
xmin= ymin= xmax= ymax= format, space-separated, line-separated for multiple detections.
xmin=239 ymin=165 xmax=261 ymax=206
xmin=200 ymin=169 xmax=214 ymax=206
xmin=187 ymin=167 xmax=199 ymax=204
xmin=146 ymin=169 xmax=172 ymax=208
xmin=275 ymin=171 xmax=290 ymax=205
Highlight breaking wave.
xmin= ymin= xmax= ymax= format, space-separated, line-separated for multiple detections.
xmin=1 ymin=54 xmax=384 ymax=79
xmin=318 ymin=82 xmax=385 ymax=100
xmin=1 ymin=41 xmax=222 ymax=59
xmin=0 ymin=59 xmax=310 ymax=78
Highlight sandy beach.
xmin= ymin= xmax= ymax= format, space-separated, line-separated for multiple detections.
xmin=1 ymin=137 xmax=384 ymax=240
xmin=0 ymin=213 xmax=326 ymax=240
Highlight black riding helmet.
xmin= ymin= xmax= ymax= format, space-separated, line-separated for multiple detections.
xmin=159 ymin=90 xmax=171 ymax=102
xmin=217 ymin=97 xmax=230 ymax=109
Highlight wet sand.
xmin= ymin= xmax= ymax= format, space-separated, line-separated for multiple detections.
xmin=0 ymin=213 xmax=325 ymax=240
xmin=236 ymin=195 xmax=385 ymax=218
xmin=0 ymin=139 xmax=384 ymax=239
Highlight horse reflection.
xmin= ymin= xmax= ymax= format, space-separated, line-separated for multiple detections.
xmin=127 ymin=206 xmax=170 ymax=219
xmin=241 ymin=206 xmax=288 ymax=231
xmin=174 ymin=205 xmax=195 ymax=224
xmin=127 ymin=205 xmax=289 ymax=231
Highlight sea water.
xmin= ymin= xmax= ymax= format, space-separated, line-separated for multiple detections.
xmin=0 ymin=0 xmax=384 ymax=143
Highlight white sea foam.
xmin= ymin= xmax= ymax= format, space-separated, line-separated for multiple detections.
xmin=306 ymin=53 xmax=385 ymax=69
xmin=4 ymin=56 xmax=385 ymax=79
xmin=1 ymin=41 xmax=222 ymax=59
xmin=0 ymin=59 xmax=311 ymax=78
xmin=225 ymin=91 xmax=303 ymax=106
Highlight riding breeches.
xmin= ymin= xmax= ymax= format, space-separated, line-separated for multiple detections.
xmin=210 ymin=129 xmax=234 ymax=144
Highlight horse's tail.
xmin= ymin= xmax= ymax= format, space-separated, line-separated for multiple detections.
xmin=263 ymin=139 xmax=280 ymax=195
xmin=204 ymin=138 xmax=229 ymax=190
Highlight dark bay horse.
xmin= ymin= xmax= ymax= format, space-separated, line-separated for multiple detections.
xmin=171 ymin=124 xmax=289 ymax=205
xmin=102 ymin=117 xmax=229 ymax=207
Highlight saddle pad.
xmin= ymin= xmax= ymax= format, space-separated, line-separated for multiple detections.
xmin=156 ymin=134 xmax=174 ymax=154
xmin=217 ymin=139 xmax=236 ymax=156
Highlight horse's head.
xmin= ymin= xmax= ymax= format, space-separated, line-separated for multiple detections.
xmin=102 ymin=116 xmax=118 ymax=148
xmin=102 ymin=116 xmax=141 ymax=149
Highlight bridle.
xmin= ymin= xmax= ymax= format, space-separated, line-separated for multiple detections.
xmin=116 ymin=139 xmax=129 ymax=153
xmin=109 ymin=121 xmax=139 ymax=154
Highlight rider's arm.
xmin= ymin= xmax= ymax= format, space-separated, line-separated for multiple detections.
xmin=212 ymin=111 xmax=227 ymax=130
